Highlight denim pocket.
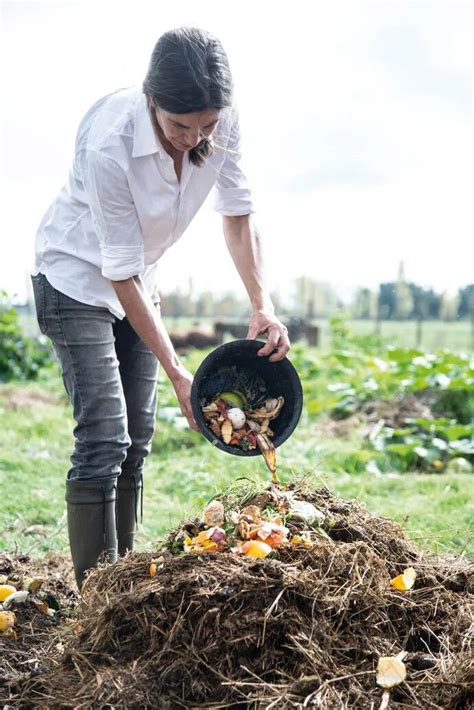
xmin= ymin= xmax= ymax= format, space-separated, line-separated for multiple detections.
xmin=31 ymin=273 xmax=48 ymax=335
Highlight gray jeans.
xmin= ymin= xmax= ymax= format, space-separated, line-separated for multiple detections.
xmin=31 ymin=273 xmax=159 ymax=482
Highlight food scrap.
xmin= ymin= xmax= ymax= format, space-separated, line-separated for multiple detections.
xmin=390 ymin=567 xmax=417 ymax=591
xmin=174 ymin=490 xmax=326 ymax=558
xmin=0 ymin=609 xmax=16 ymax=632
xmin=0 ymin=584 xmax=17 ymax=602
xmin=0 ymin=568 xmax=62 ymax=642
xmin=376 ymin=654 xmax=407 ymax=688
xmin=200 ymin=369 xmax=285 ymax=454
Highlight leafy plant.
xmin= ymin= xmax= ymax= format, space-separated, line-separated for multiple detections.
xmin=0 ymin=294 xmax=52 ymax=381
xmin=287 ymin=321 xmax=473 ymax=476
xmin=370 ymin=416 xmax=473 ymax=473
xmin=329 ymin=312 xmax=389 ymax=354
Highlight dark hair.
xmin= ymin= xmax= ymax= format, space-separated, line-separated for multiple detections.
xmin=143 ymin=27 xmax=233 ymax=166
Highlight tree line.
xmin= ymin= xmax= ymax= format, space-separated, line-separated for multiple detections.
xmin=160 ymin=271 xmax=474 ymax=322
xmin=353 ymin=282 xmax=474 ymax=321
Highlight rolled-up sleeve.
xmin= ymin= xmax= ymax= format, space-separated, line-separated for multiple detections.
xmin=84 ymin=150 xmax=145 ymax=280
xmin=213 ymin=109 xmax=255 ymax=216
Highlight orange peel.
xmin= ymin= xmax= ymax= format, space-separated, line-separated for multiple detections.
xmin=390 ymin=567 xmax=416 ymax=591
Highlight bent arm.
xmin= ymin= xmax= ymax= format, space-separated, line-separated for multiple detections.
xmin=222 ymin=214 xmax=273 ymax=313
xmin=222 ymin=214 xmax=290 ymax=361
xmin=111 ymin=276 xmax=198 ymax=430
xmin=111 ymin=276 xmax=181 ymax=379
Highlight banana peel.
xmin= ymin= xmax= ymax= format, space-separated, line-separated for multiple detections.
xmin=256 ymin=432 xmax=279 ymax=484
xmin=246 ymin=396 xmax=284 ymax=422
xmin=221 ymin=419 xmax=233 ymax=444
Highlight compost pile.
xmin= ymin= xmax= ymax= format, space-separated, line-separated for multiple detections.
xmin=7 ymin=483 xmax=474 ymax=709
xmin=320 ymin=393 xmax=435 ymax=439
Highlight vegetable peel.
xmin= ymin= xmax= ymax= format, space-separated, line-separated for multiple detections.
xmin=390 ymin=567 xmax=416 ymax=591
xmin=376 ymin=655 xmax=407 ymax=688
xmin=0 ymin=585 xmax=17 ymax=602
xmin=0 ymin=610 xmax=16 ymax=632
xmin=241 ymin=540 xmax=272 ymax=558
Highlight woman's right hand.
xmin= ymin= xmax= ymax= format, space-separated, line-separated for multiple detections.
xmin=171 ymin=367 xmax=200 ymax=432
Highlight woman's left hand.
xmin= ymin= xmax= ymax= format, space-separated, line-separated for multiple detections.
xmin=246 ymin=311 xmax=291 ymax=362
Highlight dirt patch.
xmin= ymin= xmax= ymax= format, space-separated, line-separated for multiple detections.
xmin=318 ymin=393 xmax=434 ymax=439
xmin=5 ymin=484 xmax=472 ymax=709
xmin=359 ymin=393 xmax=433 ymax=428
xmin=0 ymin=386 xmax=63 ymax=411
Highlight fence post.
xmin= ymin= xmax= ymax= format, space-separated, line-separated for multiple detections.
xmin=306 ymin=325 xmax=319 ymax=347
xmin=416 ymin=317 xmax=423 ymax=347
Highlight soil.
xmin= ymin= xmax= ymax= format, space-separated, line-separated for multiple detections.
xmin=0 ymin=386 xmax=63 ymax=411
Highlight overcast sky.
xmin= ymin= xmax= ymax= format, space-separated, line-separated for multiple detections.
xmin=1 ymin=0 xmax=472 ymax=302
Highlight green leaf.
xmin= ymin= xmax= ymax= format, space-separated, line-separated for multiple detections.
xmin=432 ymin=437 xmax=448 ymax=450
xmin=443 ymin=424 xmax=474 ymax=441
xmin=449 ymin=440 xmax=474 ymax=455
xmin=386 ymin=443 xmax=418 ymax=456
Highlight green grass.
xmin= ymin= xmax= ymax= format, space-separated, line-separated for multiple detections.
xmin=2 ymin=370 xmax=472 ymax=558
xmin=313 ymin=319 xmax=473 ymax=353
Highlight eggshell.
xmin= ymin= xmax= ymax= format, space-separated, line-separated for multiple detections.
xmin=227 ymin=407 xmax=246 ymax=430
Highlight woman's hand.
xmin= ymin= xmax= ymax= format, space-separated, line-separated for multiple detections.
xmin=246 ymin=311 xmax=291 ymax=362
xmin=171 ymin=367 xmax=200 ymax=432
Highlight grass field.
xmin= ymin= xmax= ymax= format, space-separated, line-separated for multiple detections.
xmin=2 ymin=340 xmax=472 ymax=558
xmin=317 ymin=318 xmax=473 ymax=352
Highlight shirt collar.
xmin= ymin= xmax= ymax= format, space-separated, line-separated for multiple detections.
xmin=132 ymin=91 xmax=167 ymax=159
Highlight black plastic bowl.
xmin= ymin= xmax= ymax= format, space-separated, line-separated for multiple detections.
xmin=191 ymin=339 xmax=303 ymax=456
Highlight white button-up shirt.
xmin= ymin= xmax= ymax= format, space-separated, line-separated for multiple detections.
xmin=34 ymin=85 xmax=254 ymax=318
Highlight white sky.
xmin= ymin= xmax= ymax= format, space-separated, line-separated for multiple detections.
xmin=1 ymin=0 xmax=472 ymax=302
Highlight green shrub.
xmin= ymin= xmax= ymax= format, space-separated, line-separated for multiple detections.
xmin=0 ymin=294 xmax=52 ymax=381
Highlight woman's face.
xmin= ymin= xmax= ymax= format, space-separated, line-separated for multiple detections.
xmin=150 ymin=100 xmax=219 ymax=152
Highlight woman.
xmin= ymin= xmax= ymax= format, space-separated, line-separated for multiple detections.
xmin=31 ymin=27 xmax=290 ymax=589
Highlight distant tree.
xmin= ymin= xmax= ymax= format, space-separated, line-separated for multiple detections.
xmin=457 ymin=284 xmax=474 ymax=318
xmin=408 ymin=283 xmax=441 ymax=320
xmin=439 ymin=292 xmax=460 ymax=322
xmin=395 ymin=261 xmax=414 ymax=319
xmin=378 ymin=283 xmax=396 ymax=320
xmin=195 ymin=291 xmax=215 ymax=318
xmin=161 ymin=288 xmax=187 ymax=318
xmin=313 ymin=282 xmax=339 ymax=317
xmin=215 ymin=292 xmax=248 ymax=318
xmin=352 ymin=288 xmax=377 ymax=319
xmin=294 ymin=276 xmax=311 ymax=318
xmin=293 ymin=277 xmax=339 ymax=318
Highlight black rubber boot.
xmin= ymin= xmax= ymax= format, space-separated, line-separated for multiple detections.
xmin=116 ymin=471 xmax=143 ymax=556
xmin=66 ymin=477 xmax=118 ymax=591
